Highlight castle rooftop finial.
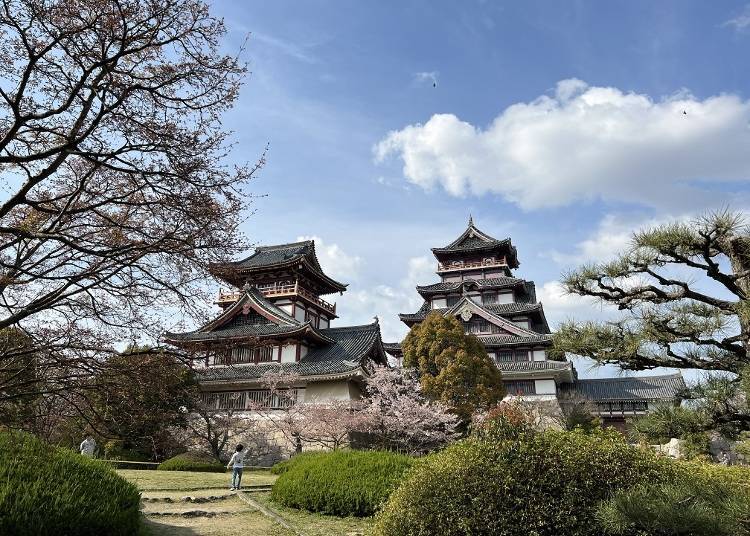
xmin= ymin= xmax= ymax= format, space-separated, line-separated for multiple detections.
xmin=468 ymin=214 xmax=474 ymax=227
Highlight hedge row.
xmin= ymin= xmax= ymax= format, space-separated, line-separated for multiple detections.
xmin=0 ymin=431 xmax=142 ymax=536
xmin=271 ymin=450 xmax=414 ymax=517
xmin=157 ymin=451 xmax=225 ymax=472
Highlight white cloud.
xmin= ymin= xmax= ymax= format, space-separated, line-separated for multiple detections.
xmin=375 ymin=79 xmax=750 ymax=210
xmin=536 ymin=280 xmax=617 ymax=329
xmin=414 ymin=71 xmax=439 ymax=87
xmin=548 ymin=213 xmax=648 ymax=265
xmin=296 ymin=235 xmax=362 ymax=282
xmin=336 ymin=256 xmax=434 ymax=342
xmin=724 ymin=4 xmax=750 ymax=31
xmin=251 ymin=32 xmax=319 ymax=64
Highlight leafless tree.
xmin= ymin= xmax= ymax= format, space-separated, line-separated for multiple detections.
xmin=0 ymin=0 xmax=261 ymax=407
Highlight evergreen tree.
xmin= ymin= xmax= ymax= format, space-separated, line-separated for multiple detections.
xmin=553 ymin=210 xmax=750 ymax=428
xmin=402 ymin=313 xmax=505 ymax=422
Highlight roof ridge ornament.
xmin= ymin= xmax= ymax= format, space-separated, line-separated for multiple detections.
xmin=468 ymin=214 xmax=474 ymax=227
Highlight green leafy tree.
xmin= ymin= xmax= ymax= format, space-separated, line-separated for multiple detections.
xmin=554 ymin=210 xmax=750 ymax=428
xmin=401 ymin=312 xmax=505 ymax=422
xmin=83 ymin=349 xmax=198 ymax=460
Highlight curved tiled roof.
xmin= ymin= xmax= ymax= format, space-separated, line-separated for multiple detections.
xmin=431 ymin=219 xmax=519 ymax=268
xmin=163 ymin=287 xmax=332 ymax=344
xmin=212 ymin=240 xmax=347 ymax=294
xmin=478 ymin=334 xmax=553 ymax=346
xmin=416 ymin=277 xmax=526 ymax=295
xmin=196 ymin=322 xmax=385 ymax=382
xmin=497 ymin=360 xmax=571 ymax=372
xmin=234 ymin=241 xmax=313 ymax=269
xmin=400 ymin=301 xmax=546 ymax=326
xmin=561 ymin=374 xmax=686 ymax=401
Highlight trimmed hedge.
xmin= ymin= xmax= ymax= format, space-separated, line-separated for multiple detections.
xmin=157 ymin=451 xmax=225 ymax=472
xmin=269 ymin=452 xmax=319 ymax=475
xmin=374 ymin=429 xmax=676 ymax=536
xmin=271 ymin=450 xmax=415 ymax=517
xmin=0 ymin=431 xmax=141 ymax=536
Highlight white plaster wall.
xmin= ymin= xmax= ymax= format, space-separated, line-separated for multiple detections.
xmin=513 ymin=319 xmax=530 ymax=329
xmin=278 ymin=303 xmax=293 ymax=315
xmin=535 ymin=379 xmax=557 ymax=395
xmin=498 ymin=292 xmax=514 ymax=304
xmin=532 ymin=349 xmax=547 ymax=361
xmin=281 ymin=344 xmax=296 ymax=363
xmin=432 ymin=297 xmax=447 ymax=309
xmin=319 ymin=316 xmax=329 ymax=329
xmin=303 ymin=380 xmax=353 ymax=402
xmin=299 ymin=344 xmax=308 ymax=359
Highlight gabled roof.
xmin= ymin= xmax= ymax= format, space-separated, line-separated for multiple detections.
xmin=195 ymin=322 xmax=387 ymax=383
xmin=444 ymin=297 xmax=541 ymax=337
xmin=561 ymin=374 xmax=686 ymax=402
xmin=211 ymin=240 xmax=347 ymax=294
xmin=163 ymin=287 xmax=333 ymax=345
xmin=431 ymin=217 xmax=519 ymax=268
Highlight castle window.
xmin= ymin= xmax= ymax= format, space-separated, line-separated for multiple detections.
xmin=504 ymin=380 xmax=536 ymax=395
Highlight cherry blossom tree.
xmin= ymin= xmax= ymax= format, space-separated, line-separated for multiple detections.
xmin=358 ymin=366 xmax=460 ymax=454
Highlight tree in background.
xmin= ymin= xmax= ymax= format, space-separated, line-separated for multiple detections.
xmin=0 ymin=0 xmax=260 ymax=407
xmin=81 ymin=349 xmax=197 ymax=460
xmin=401 ymin=312 xmax=506 ymax=422
xmin=554 ymin=211 xmax=750 ymax=429
xmin=357 ymin=366 xmax=460 ymax=454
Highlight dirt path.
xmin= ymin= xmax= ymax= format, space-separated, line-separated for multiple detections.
xmin=140 ymin=486 xmax=294 ymax=536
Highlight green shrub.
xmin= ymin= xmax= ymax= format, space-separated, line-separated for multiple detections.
xmin=271 ymin=450 xmax=415 ymax=517
xmin=629 ymin=405 xmax=707 ymax=444
xmin=679 ymin=431 xmax=711 ymax=461
xmin=157 ymin=451 xmax=225 ymax=472
xmin=596 ymin=469 xmax=750 ymax=536
xmin=0 ymin=431 xmax=141 ymax=536
xmin=374 ymin=429 xmax=675 ymax=536
xmin=269 ymin=452 xmax=319 ymax=475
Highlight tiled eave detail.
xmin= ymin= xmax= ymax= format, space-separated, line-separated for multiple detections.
xmin=210 ymin=241 xmax=347 ymax=295
xmin=416 ymin=277 xmax=527 ymax=297
xmin=198 ymin=366 xmax=368 ymax=387
xmin=479 ymin=334 xmax=553 ymax=347
xmin=498 ymin=360 xmax=574 ymax=383
xmin=560 ymin=374 xmax=686 ymax=402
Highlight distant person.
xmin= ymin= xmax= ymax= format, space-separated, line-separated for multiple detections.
xmin=227 ymin=444 xmax=245 ymax=491
xmin=79 ymin=436 xmax=96 ymax=458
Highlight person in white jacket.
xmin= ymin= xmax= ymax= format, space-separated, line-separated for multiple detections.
xmin=227 ymin=444 xmax=245 ymax=490
xmin=79 ymin=436 xmax=96 ymax=458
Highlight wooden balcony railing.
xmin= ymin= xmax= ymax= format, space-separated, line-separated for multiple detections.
xmin=215 ymin=281 xmax=336 ymax=315
xmin=437 ymin=256 xmax=507 ymax=272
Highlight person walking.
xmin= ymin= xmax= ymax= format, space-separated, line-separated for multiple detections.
xmin=227 ymin=444 xmax=245 ymax=491
xmin=79 ymin=436 xmax=96 ymax=458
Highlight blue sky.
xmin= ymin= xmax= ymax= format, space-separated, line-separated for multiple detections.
xmin=210 ymin=1 xmax=750 ymax=379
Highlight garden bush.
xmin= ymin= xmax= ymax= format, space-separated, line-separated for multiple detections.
xmin=271 ymin=449 xmax=415 ymax=517
xmin=596 ymin=466 xmax=750 ymax=536
xmin=374 ymin=429 xmax=675 ymax=536
xmin=269 ymin=452 xmax=319 ymax=475
xmin=157 ymin=451 xmax=225 ymax=472
xmin=0 ymin=431 xmax=141 ymax=536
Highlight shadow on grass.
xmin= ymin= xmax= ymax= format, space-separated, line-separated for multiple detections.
xmin=142 ymin=517 xmax=200 ymax=536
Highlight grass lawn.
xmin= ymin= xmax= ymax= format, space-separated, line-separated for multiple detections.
xmin=143 ymin=511 xmax=293 ymax=536
xmin=119 ymin=468 xmax=372 ymax=536
xmin=118 ymin=468 xmax=277 ymax=490
xmin=251 ymin=492 xmax=375 ymax=536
